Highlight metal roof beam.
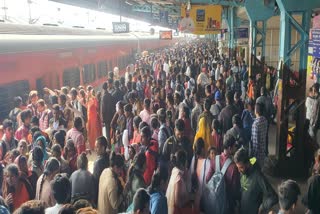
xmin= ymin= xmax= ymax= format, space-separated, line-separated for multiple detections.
xmin=190 ymin=0 xmax=244 ymax=7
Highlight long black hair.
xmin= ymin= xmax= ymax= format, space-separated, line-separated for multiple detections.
xmin=38 ymin=158 xmax=60 ymax=200
xmin=127 ymin=152 xmax=146 ymax=191
xmin=148 ymin=167 xmax=169 ymax=195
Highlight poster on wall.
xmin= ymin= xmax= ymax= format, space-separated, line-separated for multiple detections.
xmin=309 ymin=29 xmax=320 ymax=58
xmin=179 ymin=4 xmax=222 ymax=35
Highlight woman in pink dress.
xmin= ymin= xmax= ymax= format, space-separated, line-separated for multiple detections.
xmin=86 ymin=88 xmax=102 ymax=150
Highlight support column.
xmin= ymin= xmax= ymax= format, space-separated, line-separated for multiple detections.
xmin=275 ymin=0 xmax=313 ymax=177
xmin=228 ymin=6 xmax=235 ymax=59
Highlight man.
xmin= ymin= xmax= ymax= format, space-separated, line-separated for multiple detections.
xmin=140 ymin=126 xmax=158 ymax=186
xmin=157 ymin=108 xmax=172 ymax=154
xmin=132 ymin=188 xmax=150 ymax=214
xmin=256 ymin=87 xmax=273 ymax=123
xmin=51 ymin=104 xmax=67 ymax=131
xmin=206 ymin=134 xmax=241 ymax=214
xmin=198 ymin=98 xmax=214 ymax=131
xmin=234 ymin=148 xmax=278 ymax=214
xmin=162 ymin=119 xmax=193 ymax=168
xmin=219 ymin=91 xmax=239 ymax=135
xmin=124 ymin=104 xmax=134 ymax=142
xmin=27 ymin=90 xmax=38 ymax=117
xmin=226 ymin=114 xmax=247 ymax=148
xmin=0 ymin=119 xmax=18 ymax=161
xmin=210 ymin=91 xmax=223 ymax=120
xmin=277 ymin=180 xmax=301 ymax=214
xmin=215 ymin=62 xmax=222 ymax=81
xmin=15 ymin=109 xmax=32 ymax=141
xmin=66 ymin=117 xmax=85 ymax=155
xmin=251 ymin=103 xmax=268 ymax=167
xmin=139 ymin=98 xmax=152 ymax=125
xmin=69 ymin=88 xmax=83 ymax=121
xmin=37 ymin=99 xmax=51 ymax=131
xmin=69 ymin=153 xmax=96 ymax=204
xmin=112 ymin=80 xmax=124 ymax=104
xmin=93 ymin=136 xmax=110 ymax=184
xmin=45 ymin=175 xmax=71 ymax=214
xmin=191 ymin=93 xmax=203 ymax=133
xmin=101 ymin=82 xmax=114 ymax=141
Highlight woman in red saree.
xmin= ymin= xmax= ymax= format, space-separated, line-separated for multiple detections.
xmin=86 ymin=88 xmax=102 ymax=150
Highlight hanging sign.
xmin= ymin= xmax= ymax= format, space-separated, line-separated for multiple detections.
xmin=235 ymin=28 xmax=249 ymax=39
xmin=159 ymin=31 xmax=172 ymax=40
xmin=112 ymin=22 xmax=129 ymax=33
xmin=179 ymin=4 xmax=222 ymax=35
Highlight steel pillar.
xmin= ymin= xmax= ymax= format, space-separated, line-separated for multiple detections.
xmin=275 ymin=0 xmax=312 ymax=177
xmin=227 ymin=6 xmax=236 ymax=59
xmin=244 ymin=0 xmax=274 ymax=75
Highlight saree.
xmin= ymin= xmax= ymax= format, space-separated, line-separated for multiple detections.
xmin=87 ymin=97 xmax=102 ymax=150
xmin=194 ymin=117 xmax=214 ymax=152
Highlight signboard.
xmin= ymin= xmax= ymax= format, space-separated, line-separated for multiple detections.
xmin=235 ymin=28 xmax=249 ymax=39
xmin=112 ymin=22 xmax=129 ymax=33
xmin=309 ymin=29 xmax=320 ymax=58
xmin=159 ymin=31 xmax=172 ymax=40
xmin=179 ymin=4 xmax=222 ymax=35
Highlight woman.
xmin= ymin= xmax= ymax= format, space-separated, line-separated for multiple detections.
xmin=35 ymin=136 xmax=49 ymax=162
xmin=125 ymin=152 xmax=146 ymax=207
xmin=190 ymin=138 xmax=210 ymax=213
xmin=28 ymin=146 xmax=44 ymax=195
xmin=14 ymin=155 xmax=35 ymax=199
xmin=98 ymin=152 xmax=128 ymax=214
xmin=70 ymin=153 xmax=96 ymax=205
xmin=194 ymin=116 xmax=213 ymax=153
xmin=2 ymin=164 xmax=31 ymax=212
xmin=149 ymin=167 xmax=169 ymax=214
xmin=166 ymin=150 xmax=195 ymax=214
xmin=87 ymin=87 xmax=102 ymax=150
xmin=35 ymin=157 xmax=60 ymax=208
xmin=110 ymin=101 xmax=126 ymax=152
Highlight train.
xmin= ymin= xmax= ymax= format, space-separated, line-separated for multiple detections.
xmin=0 ymin=23 xmax=181 ymax=120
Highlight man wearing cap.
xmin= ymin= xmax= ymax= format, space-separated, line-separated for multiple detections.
xmin=210 ymin=91 xmax=223 ymax=120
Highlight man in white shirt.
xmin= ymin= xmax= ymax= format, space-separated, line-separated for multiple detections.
xmin=215 ymin=63 xmax=222 ymax=81
xmin=179 ymin=10 xmax=195 ymax=33
xmin=163 ymin=60 xmax=170 ymax=77
xmin=45 ymin=175 xmax=71 ymax=214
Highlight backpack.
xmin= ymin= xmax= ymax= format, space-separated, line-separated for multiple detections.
xmin=204 ymin=155 xmax=232 ymax=214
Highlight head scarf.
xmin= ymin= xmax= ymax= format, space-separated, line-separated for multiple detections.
xmin=35 ymin=136 xmax=48 ymax=161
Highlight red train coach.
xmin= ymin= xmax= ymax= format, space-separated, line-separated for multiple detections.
xmin=0 ymin=24 xmax=179 ymax=120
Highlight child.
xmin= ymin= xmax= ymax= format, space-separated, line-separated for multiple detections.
xmin=312 ymin=149 xmax=320 ymax=175
xmin=208 ymin=146 xmax=217 ymax=161
xmin=212 ymin=119 xmax=223 ymax=155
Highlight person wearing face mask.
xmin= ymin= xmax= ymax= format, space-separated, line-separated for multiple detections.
xmin=98 ymin=152 xmax=128 ymax=214
xmin=234 ymin=148 xmax=278 ymax=214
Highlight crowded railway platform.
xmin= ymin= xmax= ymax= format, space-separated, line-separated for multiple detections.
xmin=1 ymin=0 xmax=320 ymax=213
xmin=0 ymin=38 xmax=319 ymax=214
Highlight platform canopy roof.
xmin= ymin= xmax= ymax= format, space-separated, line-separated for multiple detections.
xmin=50 ymin=0 xmax=248 ymax=28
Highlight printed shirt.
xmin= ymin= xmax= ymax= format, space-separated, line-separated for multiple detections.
xmin=15 ymin=124 xmax=30 ymax=142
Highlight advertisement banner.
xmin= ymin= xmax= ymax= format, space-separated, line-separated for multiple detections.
xmin=309 ymin=29 xmax=320 ymax=58
xmin=179 ymin=4 xmax=222 ymax=35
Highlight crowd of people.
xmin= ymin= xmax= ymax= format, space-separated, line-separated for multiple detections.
xmin=0 ymin=39 xmax=319 ymax=214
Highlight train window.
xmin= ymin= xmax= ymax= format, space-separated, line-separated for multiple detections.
xmin=0 ymin=80 xmax=29 ymax=121
xmin=83 ymin=64 xmax=96 ymax=84
xmin=63 ymin=67 xmax=80 ymax=88
xmin=97 ymin=61 xmax=107 ymax=78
